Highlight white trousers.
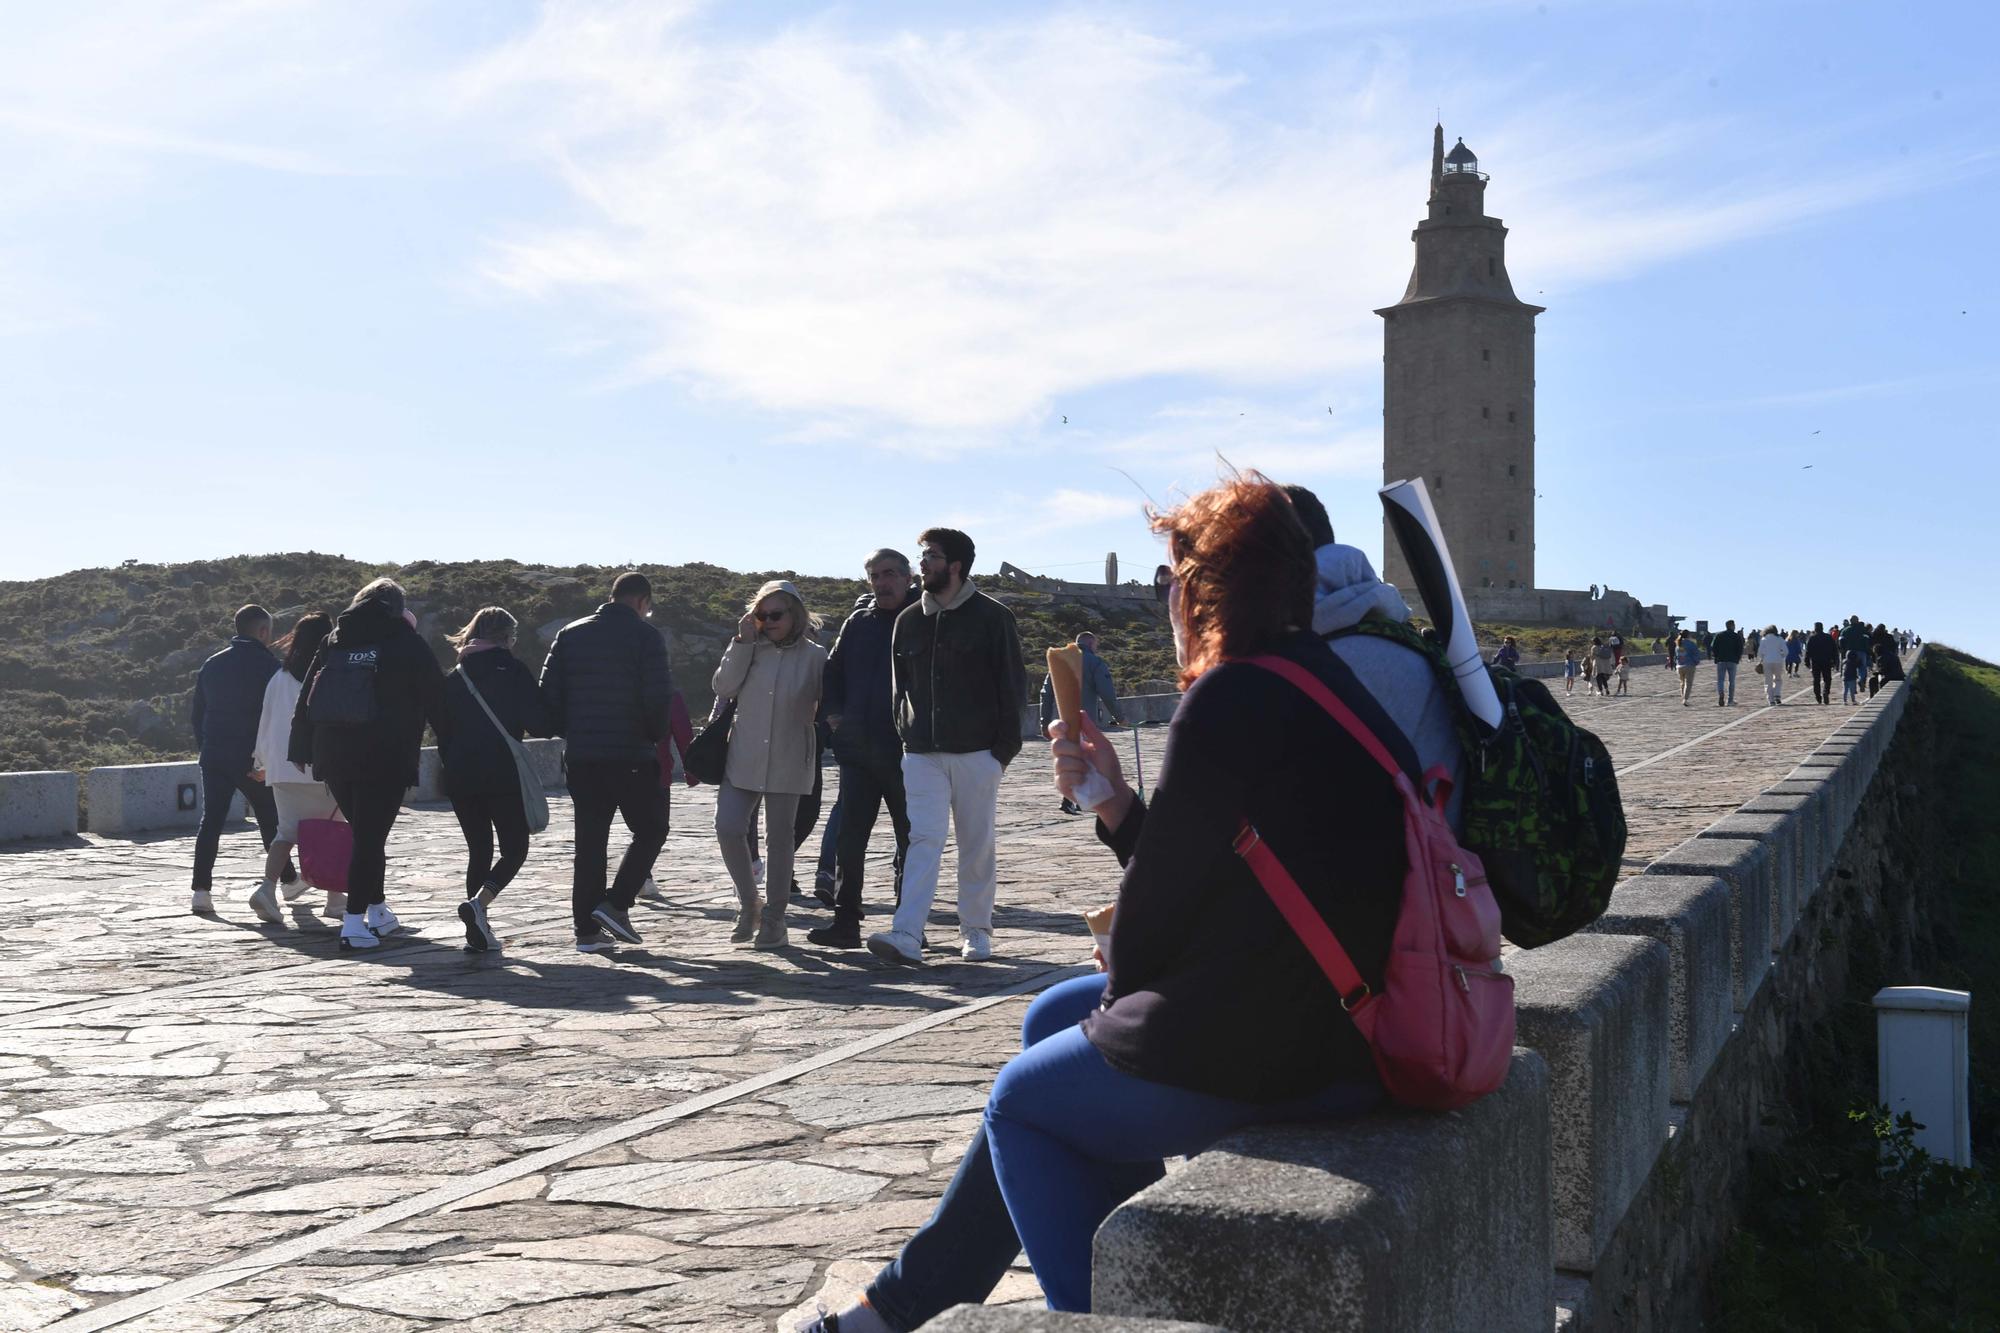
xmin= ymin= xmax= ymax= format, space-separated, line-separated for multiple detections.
xmin=1765 ymin=665 xmax=1783 ymax=704
xmin=891 ymin=749 xmax=1004 ymax=938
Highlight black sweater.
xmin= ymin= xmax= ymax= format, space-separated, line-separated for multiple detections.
xmin=1083 ymin=631 xmax=1407 ymax=1102
xmin=290 ymin=601 xmax=450 ymax=789
xmin=439 ymin=650 xmax=555 ymax=794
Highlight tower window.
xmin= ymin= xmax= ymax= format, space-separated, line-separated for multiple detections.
xmin=1435 ymin=473 xmax=1445 ymax=490
xmin=1507 ymin=464 xmax=1517 ymax=477
xmin=1509 ymin=529 xmax=1517 ymax=542
xmin=1481 ymin=348 xmax=1490 ymax=362
xmin=1488 ymin=257 xmax=1496 ymax=277
xmin=1508 ymin=410 xmax=1516 ymax=423
xmin=1481 ymin=406 xmax=1490 ymax=420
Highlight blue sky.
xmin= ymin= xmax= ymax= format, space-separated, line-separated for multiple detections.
xmin=2 ymin=1 xmax=1995 ymax=657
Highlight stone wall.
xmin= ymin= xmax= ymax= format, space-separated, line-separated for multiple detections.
xmin=76 ymin=739 xmax=570 ymax=836
xmin=0 ymin=771 xmax=79 ymax=841
xmin=1467 ymin=585 xmax=1674 ymax=634
xmin=1079 ymin=652 xmax=1927 ymax=1331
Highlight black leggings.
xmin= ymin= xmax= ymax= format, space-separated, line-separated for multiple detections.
xmin=450 ymin=785 xmax=531 ymax=898
xmin=328 ymin=780 xmax=404 ymax=911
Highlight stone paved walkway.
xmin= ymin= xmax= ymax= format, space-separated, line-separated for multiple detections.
xmin=0 ymin=660 xmax=1863 ymax=1331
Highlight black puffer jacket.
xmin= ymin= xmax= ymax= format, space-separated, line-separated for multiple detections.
xmin=539 ymin=602 xmax=674 ymax=764
xmin=290 ymin=600 xmax=450 ymax=787
xmin=439 ymin=649 xmax=554 ymax=795
xmin=891 ymin=582 xmax=1027 ymax=764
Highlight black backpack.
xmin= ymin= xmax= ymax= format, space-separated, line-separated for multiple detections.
xmin=1331 ymin=619 xmax=1627 ymax=948
xmin=307 ymin=645 xmax=381 ymax=726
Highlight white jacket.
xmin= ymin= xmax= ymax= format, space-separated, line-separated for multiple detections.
xmin=711 ymin=635 xmax=825 ymax=795
xmin=1758 ymin=635 xmax=1788 ymax=670
xmin=252 ymin=671 xmax=315 ymax=786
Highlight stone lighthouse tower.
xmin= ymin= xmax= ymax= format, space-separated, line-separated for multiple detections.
xmin=1379 ymin=126 xmax=1542 ymax=602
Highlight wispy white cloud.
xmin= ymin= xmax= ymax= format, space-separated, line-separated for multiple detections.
xmin=456 ymin=3 xmax=1973 ymax=441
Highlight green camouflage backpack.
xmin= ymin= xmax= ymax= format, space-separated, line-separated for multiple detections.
xmin=1331 ymin=618 xmax=1627 ymax=948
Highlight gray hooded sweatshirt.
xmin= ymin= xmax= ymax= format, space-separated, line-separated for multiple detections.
xmin=1312 ymin=543 xmax=1465 ymax=827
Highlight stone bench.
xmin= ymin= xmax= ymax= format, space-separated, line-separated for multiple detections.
xmin=1507 ymin=933 xmax=1671 ymax=1273
xmin=1584 ymin=876 xmax=1732 ymax=1102
xmin=0 ymin=770 xmax=79 ymax=841
xmin=926 ymin=1310 xmax=1224 ymax=1332
xmin=1646 ymin=836 xmax=1774 ymax=1010
xmin=1093 ymin=1052 xmax=1551 ymax=1331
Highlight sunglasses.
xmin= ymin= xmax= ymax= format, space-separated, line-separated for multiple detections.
xmin=756 ymin=609 xmax=790 ymax=622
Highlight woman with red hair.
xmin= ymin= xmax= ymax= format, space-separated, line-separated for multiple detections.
xmin=798 ymin=475 xmax=1425 ymax=1330
xmin=979 ymin=473 xmax=1404 ymax=1312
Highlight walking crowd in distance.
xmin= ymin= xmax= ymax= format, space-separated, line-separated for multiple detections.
xmin=187 ymin=532 xmax=1032 ymax=964
xmin=1531 ymin=619 xmax=1914 ymax=709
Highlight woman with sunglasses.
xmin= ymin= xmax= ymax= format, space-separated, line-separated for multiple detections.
xmin=711 ymin=580 xmax=825 ymax=948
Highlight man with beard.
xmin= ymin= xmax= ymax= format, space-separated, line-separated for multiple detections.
xmin=808 ymin=549 xmax=918 ymax=950
xmin=868 ymin=528 xmax=1026 ymax=965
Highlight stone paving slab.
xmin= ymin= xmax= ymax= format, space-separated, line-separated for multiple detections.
xmin=0 ymin=662 xmax=1871 ymax=1329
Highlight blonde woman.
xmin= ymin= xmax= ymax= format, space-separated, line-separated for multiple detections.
xmin=712 ymin=580 xmax=825 ymax=948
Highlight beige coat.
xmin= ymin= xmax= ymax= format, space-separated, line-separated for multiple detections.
xmin=712 ymin=635 xmax=825 ymax=795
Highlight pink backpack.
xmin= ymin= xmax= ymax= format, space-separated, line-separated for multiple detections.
xmin=1233 ymin=655 xmax=1514 ymax=1111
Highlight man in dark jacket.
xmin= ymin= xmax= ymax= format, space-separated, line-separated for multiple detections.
xmin=868 ymin=529 xmax=1026 ymax=966
xmin=808 ymin=550 xmax=917 ymax=950
xmin=1709 ymin=619 xmax=1744 ymax=706
xmin=189 ymin=605 xmax=282 ymax=915
xmin=539 ymin=571 xmax=674 ymax=951
xmin=1804 ymin=621 xmax=1838 ymax=704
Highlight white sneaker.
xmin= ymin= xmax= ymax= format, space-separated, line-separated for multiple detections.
xmin=190 ymin=889 xmax=215 ymax=916
xmin=322 ymin=891 xmax=347 ymax=918
xmin=339 ymin=914 xmax=380 ymax=951
xmin=638 ymin=876 xmax=664 ymax=900
xmin=364 ymin=904 xmax=400 ymax=936
xmin=959 ymin=929 xmax=993 ymax=962
xmin=751 ymin=859 xmax=766 ymax=888
xmin=865 ymin=929 xmax=926 ymax=967
xmin=247 ymin=882 xmax=282 ymax=924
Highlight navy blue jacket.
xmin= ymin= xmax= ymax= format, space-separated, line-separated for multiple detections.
xmin=190 ymin=637 xmax=279 ymax=773
xmin=539 ymin=602 xmax=674 ymax=765
xmin=822 ymin=593 xmax=906 ymax=758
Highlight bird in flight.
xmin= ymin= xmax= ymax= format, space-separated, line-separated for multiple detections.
xmin=1811 ymin=430 xmax=1821 ymax=435
xmin=1802 ymin=465 xmax=1815 ymax=470
xmin=1061 ymin=415 xmax=1067 ymax=424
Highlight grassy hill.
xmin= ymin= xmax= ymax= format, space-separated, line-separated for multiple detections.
xmin=0 ymin=553 xmax=1176 ymax=775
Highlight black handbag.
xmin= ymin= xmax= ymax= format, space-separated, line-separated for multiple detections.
xmin=683 ymin=698 xmax=735 ymax=785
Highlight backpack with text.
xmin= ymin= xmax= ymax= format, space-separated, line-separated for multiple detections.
xmin=1331 ymin=619 xmax=1626 ymax=948
xmin=306 ymin=645 xmax=381 ymax=727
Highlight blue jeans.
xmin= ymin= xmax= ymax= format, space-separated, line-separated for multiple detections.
xmin=867 ymin=974 xmax=1102 ymax=1329
xmin=986 ymin=979 xmax=1381 ymax=1313
xmin=1715 ymin=661 xmax=1737 ymax=702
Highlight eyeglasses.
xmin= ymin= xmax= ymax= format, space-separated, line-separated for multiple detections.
xmin=756 ymin=609 xmax=789 ymax=623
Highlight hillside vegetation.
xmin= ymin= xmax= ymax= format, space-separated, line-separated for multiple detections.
xmin=0 ymin=554 xmax=1175 ymax=775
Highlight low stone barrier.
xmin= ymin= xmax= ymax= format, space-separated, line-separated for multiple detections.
xmin=79 ymin=740 xmax=571 ymax=834
xmin=928 ymin=1310 xmax=1223 ymax=1332
xmin=1094 ymin=1052 xmax=1552 ymax=1331
xmin=1096 ymin=649 xmax=1930 ymax=1328
xmin=0 ymin=770 xmax=80 ymax=841
xmin=86 ymin=760 xmax=246 ymax=836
